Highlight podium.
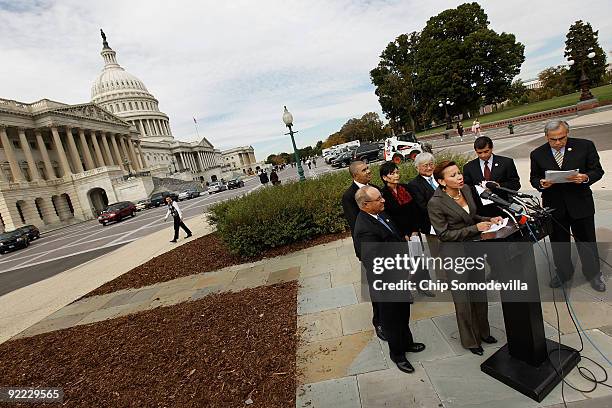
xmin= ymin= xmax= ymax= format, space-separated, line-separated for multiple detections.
xmin=479 ymin=222 xmax=580 ymax=402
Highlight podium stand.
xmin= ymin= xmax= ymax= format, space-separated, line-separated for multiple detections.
xmin=479 ymin=224 xmax=580 ymax=402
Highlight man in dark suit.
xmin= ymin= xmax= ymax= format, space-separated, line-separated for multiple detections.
xmin=341 ymin=161 xmax=386 ymax=340
xmin=353 ymin=185 xmax=425 ymax=373
xmin=530 ymin=120 xmax=605 ymax=292
xmin=463 ymin=136 xmax=521 ymax=217
xmin=407 ymin=152 xmax=438 ymax=235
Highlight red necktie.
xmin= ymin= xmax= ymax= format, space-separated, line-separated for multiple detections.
xmin=483 ymin=160 xmax=491 ymax=181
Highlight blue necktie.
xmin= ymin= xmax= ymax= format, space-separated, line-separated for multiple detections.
xmin=428 ymin=177 xmax=437 ymax=190
xmin=376 ymin=215 xmax=394 ymax=234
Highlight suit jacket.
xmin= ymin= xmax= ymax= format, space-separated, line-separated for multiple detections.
xmin=342 ymin=182 xmax=380 ymax=232
xmin=407 ymin=175 xmax=436 ymax=234
xmin=463 ymin=154 xmax=521 ymax=217
xmin=380 ymin=183 xmax=419 ymax=236
xmin=353 ymin=211 xmax=413 ymax=303
xmin=529 ymin=137 xmax=604 ymax=219
xmin=427 ymin=185 xmax=490 ymax=242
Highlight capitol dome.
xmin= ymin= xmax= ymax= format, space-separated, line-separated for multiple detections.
xmin=91 ymin=30 xmax=174 ymax=142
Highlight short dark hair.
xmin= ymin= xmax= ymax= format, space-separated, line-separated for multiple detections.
xmin=433 ymin=160 xmax=457 ymax=184
xmin=379 ymin=161 xmax=398 ymax=184
xmin=474 ymin=136 xmax=493 ymax=150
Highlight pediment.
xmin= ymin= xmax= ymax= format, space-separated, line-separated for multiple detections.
xmin=198 ymin=136 xmax=214 ymax=149
xmin=51 ymin=103 xmax=129 ymax=126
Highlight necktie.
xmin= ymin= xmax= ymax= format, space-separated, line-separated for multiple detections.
xmin=483 ymin=160 xmax=492 ymax=181
xmin=376 ymin=215 xmax=394 ymax=234
xmin=428 ymin=177 xmax=437 ymax=190
xmin=554 ymin=149 xmax=564 ymax=168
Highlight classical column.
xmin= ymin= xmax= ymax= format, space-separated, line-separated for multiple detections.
xmin=65 ymin=127 xmax=84 ymax=173
xmin=50 ymin=126 xmax=72 ymax=176
xmin=108 ymin=133 xmax=127 ymax=170
xmin=18 ymin=128 xmax=41 ymax=181
xmin=137 ymin=120 xmax=146 ymax=137
xmin=250 ymin=152 xmax=256 ymax=164
xmin=0 ymin=126 xmax=25 ymax=182
xmin=127 ymin=137 xmax=140 ymax=171
xmin=115 ymin=134 xmax=129 ymax=170
xmin=120 ymin=136 xmax=135 ymax=171
xmin=137 ymin=143 xmax=147 ymax=169
xmin=100 ymin=133 xmax=115 ymax=166
xmin=35 ymin=130 xmax=55 ymax=180
xmin=155 ymin=120 xmax=162 ymax=136
xmin=148 ymin=119 xmax=155 ymax=136
xmin=78 ymin=128 xmax=95 ymax=170
xmin=38 ymin=197 xmax=61 ymax=224
xmin=90 ymin=131 xmax=106 ymax=167
xmin=164 ymin=121 xmax=171 ymax=136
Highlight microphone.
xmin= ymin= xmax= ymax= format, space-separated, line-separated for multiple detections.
xmin=480 ymin=191 xmax=525 ymax=214
xmin=485 ymin=182 xmax=533 ymax=198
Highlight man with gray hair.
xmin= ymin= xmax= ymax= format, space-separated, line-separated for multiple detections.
xmin=530 ymin=120 xmax=605 ymax=291
xmin=352 ymin=185 xmax=425 ymax=374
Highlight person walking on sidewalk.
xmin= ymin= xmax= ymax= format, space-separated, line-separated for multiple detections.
xmin=164 ymin=196 xmax=192 ymax=243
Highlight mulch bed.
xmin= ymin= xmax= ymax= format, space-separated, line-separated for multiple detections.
xmin=87 ymin=230 xmax=350 ymax=298
xmin=0 ymin=281 xmax=298 ymax=408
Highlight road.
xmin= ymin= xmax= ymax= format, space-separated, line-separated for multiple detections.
xmin=0 ymin=163 xmax=337 ymax=296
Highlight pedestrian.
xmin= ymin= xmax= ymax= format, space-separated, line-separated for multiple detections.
xmin=313 ymin=157 xmax=317 ymax=168
xmin=471 ymin=119 xmax=481 ymax=138
xmin=270 ymin=169 xmax=280 ymax=185
xmin=259 ymin=169 xmax=270 ymax=185
xmin=457 ymin=122 xmax=464 ymax=142
xmin=307 ymin=159 xmax=312 ymax=170
xmin=163 ymin=195 xmax=192 ymax=243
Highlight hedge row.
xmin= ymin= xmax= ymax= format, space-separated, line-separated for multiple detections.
xmin=209 ymin=153 xmax=470 ymax=258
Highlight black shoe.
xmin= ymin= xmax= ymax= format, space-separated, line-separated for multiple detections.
xmin=185 ymin=234 xmax=192 ymax=238
xmin=417 ymin=288 xmax=436 ymax=297
xmin=170 ymin=240 xmax=177 ymax=243
xmin=375 ymin=325 xmax=387 ymax=342
xmin=590 ymin=275 xmax=606 ymax=292
xmin=481 ymin=336 xmax=497 ymax=344
xmin=394 ymin=359 xmax=415 ymax=374
xmin=469 ymin=347 xmax=484 ymax=356
xmin=549 ymin=276 xmax=566 ymax=289
xmin=406 ymin=342 xmax=426 ymax=353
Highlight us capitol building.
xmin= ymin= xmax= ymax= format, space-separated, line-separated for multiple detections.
xmin=0 ymin=31 xmax=259 ymax=232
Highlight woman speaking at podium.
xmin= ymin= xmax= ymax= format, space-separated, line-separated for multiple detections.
xmin=427 ymin=160 xmax=501 ymax=356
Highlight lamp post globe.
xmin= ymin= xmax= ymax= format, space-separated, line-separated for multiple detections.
xmin=283 ymin=106 xmax=306 ymax=182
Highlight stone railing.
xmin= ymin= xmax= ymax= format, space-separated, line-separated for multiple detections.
xmin=0 ymin=98 xmax=30 ymax=113
xmin=70 ymin=165 xmax=123 ymax=181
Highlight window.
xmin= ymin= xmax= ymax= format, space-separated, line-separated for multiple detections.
xmin=45 ymin=142 xmax=52 ymax=150
xmin=30 ymin=142 xmax=37 ymax=150
xmin=129 ymin=102 xmax=133 ymax=110
xmin=109 ymin=105 xmax=114 ymax=113
xmin=122 ymin=103 xmax=126 ymax=110
xmin=13 ymin=141 xmax=19 ymax=149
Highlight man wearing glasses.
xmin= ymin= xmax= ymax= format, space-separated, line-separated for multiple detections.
xmin=530 ymin=120 xmax=605 ymax=292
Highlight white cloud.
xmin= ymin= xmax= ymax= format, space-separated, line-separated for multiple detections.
xmin=1 ymin=0 xmax=611 ymax=159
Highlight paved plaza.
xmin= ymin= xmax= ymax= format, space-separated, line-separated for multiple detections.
xmin=1 ymin=110 xmax=612 ymax=407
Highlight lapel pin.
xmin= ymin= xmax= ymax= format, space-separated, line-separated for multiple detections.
xmin=567 ymin=148 xmax=572 ymax=152
xmin=494 ymin=163 xmax=499 ymax=167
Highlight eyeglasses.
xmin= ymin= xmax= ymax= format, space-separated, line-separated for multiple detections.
xmin=366 ymin=196 xmax=384 ymax=203
xmin=420 ymin=163 xmax=435 ymax=168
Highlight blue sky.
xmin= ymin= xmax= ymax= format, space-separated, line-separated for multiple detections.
xmin=0 ymin=0 xmax=610 ymax=160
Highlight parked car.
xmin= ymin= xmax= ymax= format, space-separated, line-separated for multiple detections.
xmin=98 ymin=201 xmax=137 ymax=226
xmin=208 ymin=181 xmax=228 ymax=194
xmin=353 ymin=142 xmax=384 ymax=163
xmin=0 ymin=229 xmax=30 ymax=254
xmin=135 ymin=199 xmax=152 ymax=211
xmin=16 ymin=225 xmax=40 ymax=241
xmin=227 ymin=178 xmax=245 ymax=189
xmin=331 ymin=151 xmax=354 ymax=168
xmin=150 ymin=191 xmax=179 ymax=207
xmin=178 ymin=189 xmax=200 ymax=201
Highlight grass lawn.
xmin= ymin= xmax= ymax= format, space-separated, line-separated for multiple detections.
xmin=416 ymin=83 xmax=612 ymax=138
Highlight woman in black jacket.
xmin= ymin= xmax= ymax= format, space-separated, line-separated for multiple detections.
xmin=380 ymin=161 xmax=434 ymax=297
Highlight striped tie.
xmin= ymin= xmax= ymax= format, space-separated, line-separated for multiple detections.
xmin=554 ymin=149 xmax=564 ymax=168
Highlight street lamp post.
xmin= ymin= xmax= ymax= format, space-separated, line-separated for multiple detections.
xmin=282 ymin=106 xmax=306 ymax=182
xmin=438 ymin=99 xmax=455 ymax=129
xmin=568 ymin=50 xmax=597 ymax=102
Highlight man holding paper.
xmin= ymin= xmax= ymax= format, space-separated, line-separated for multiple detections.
xmin=529 ymin=120 xmax=605 ymax=292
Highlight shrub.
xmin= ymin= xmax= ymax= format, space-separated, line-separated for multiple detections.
xmin=209 ymin=152 xmax=470 ymax=258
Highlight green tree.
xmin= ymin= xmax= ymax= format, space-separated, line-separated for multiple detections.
xmin=564 ymin=20 xmax=607 ymax=89
xmin=537 ymin=66 xmax=573 ymax=98
xmin=507 ymin=79 xmax=527 ymax=104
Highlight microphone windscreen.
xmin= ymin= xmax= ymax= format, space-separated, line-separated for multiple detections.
xmin=485 ymin=182 xmax=498 ymax=190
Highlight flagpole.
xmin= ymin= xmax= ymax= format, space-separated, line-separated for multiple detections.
xmin=193 ymin=116 xmax=201 ymax=140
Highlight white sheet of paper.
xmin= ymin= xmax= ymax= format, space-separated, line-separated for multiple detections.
xmin=429 ymin=226 xmax=436 ymax=235
xmin=545 ymin=169 xmax=579 ymax=183
xmin=483 ymin=217 xmax=508 ymax=233
xmin=475 ymin=184 xmax=494 ymax=206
